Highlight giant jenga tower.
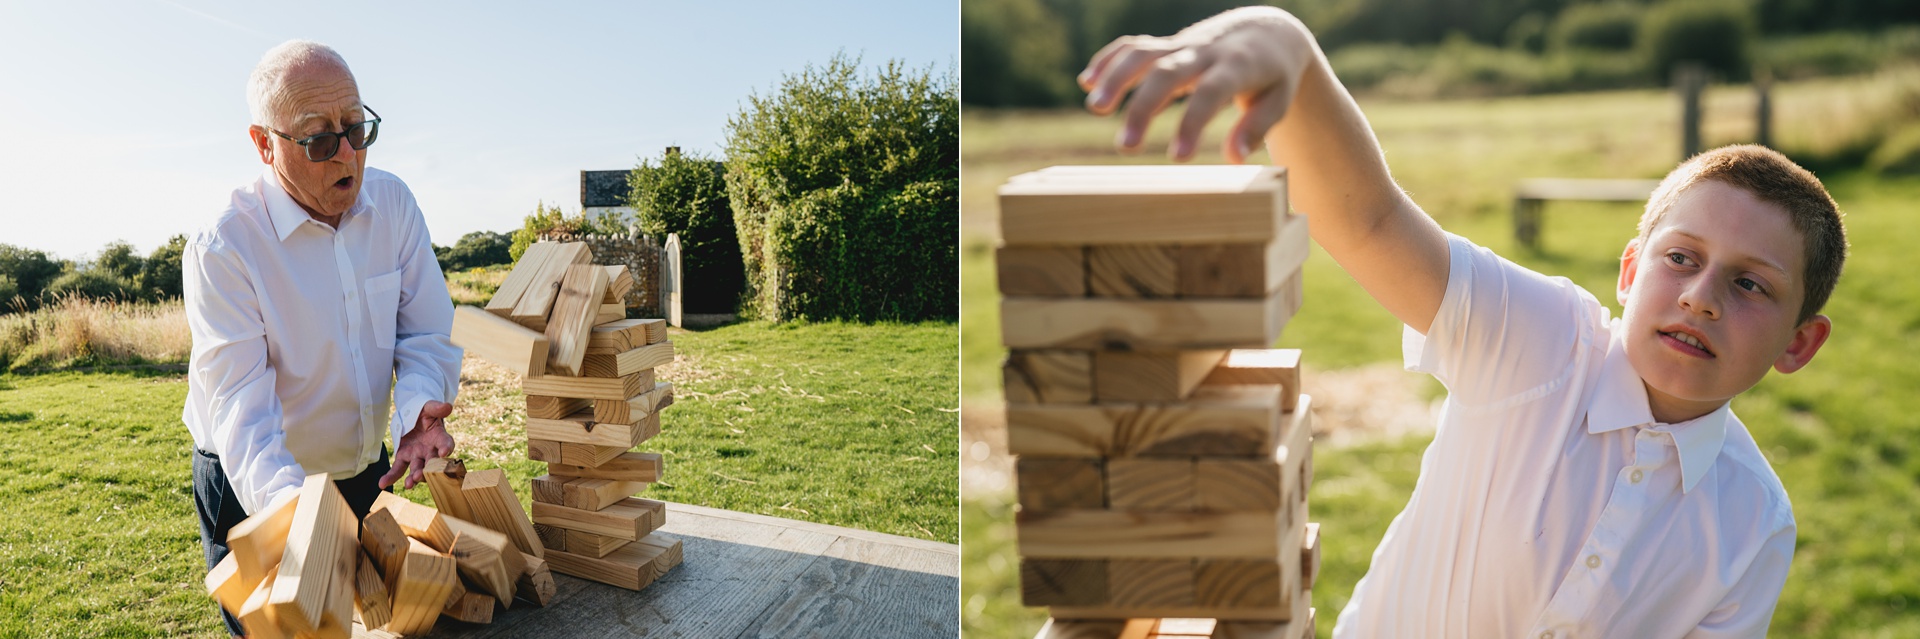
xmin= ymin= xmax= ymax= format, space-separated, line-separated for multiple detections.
xmin=451 ymin=241 xmax=683 ymax=593
xmin=996 ymin=166 xmax=1320 ymax=639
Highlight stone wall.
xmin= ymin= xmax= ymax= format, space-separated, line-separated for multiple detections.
xmin=538 ymin=227 xmax=664 ymax=318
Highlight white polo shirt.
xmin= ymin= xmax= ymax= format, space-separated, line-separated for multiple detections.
xmin=1333 ymin=234 xmax=1795 ymax=638
xmin=182 ymin=167 xmax=462 ymax=515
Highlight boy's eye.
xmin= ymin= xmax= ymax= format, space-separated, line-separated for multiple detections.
xmin=1666 ymin=252 xmax=1691 ymax=266
xmin=1736 ymin=278 xmax=1763 ymax=293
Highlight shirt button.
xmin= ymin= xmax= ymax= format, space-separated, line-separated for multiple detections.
xmin=1540 ymin=632 xmax=1555 ymax=639
xmin=1586 ymin=554 xmax=1601 ymax=568
xmin=1630 ymin=469 xmax=1644 ymax=484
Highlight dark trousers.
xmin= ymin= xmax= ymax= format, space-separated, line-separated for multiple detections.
xmin=193 ymin=446 xmax=390 ymax=635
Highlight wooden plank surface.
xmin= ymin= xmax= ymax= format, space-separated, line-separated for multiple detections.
xmin=524 ymin=408 xmax=658 ymax=448
xmin=543 ymin=451 xmax=663 ymax=483
xmin=1093 ymin=350 xmax=1228 ymax=403
xmin=1002 ymin=280 xmax=1300 ymax=350
xmin=1088 ymin=245 xmax=1177 ymax=298
xmin=450 ymin=306 xmax=548 ymax=378
xmin=527 ymin=438 xmax=628 ymax=468
xmin=592 ymin=380 xmax=674 ymax=424
xmin=1016 ymin=509 xmax=1286 ymax=559
xmin=580 ymin=340 xmax=674 ymax=378
xmin=509 ymin=242 xmax=590 ymax=326
xmin=998 ymin=245 xmax=1086 ymax=297
xmin=1005 ymin=385 xmax=1287 ymax=458
xmin=542 ymin=264 xmax=610 ymax=377
xmin=521 ymin=369 xmax=650 ymax=401
xmin=999 ymin=165 xmax=1288 ymax=245
xmin=1202 ymin=349 xmax=1302 ymax=412
xmin=586 ymin=319 xmax=663 ymax=354
xmin=1176 ymin=212 xmax=1310 ymax=299
xmin=484 ymin=242 xmax=556 ymax=317
xmin=1005 ymin=350 xmax=1093 ymax=405
xmin=387 ymin=501 xmax=956 ymax=639
xmin=460 ymin=468 xmax=544 ymax=559
xmin=1015 ymin=457 xmax=1105 ymax=511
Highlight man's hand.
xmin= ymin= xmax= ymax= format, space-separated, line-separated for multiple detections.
xmin=1079 ymin=6 xmax=1315 ymax=163
xmin=379 ymin=400 xmax=455 ymax=490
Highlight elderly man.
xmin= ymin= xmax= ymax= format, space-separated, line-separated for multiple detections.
xmin=182 ymin=40 xmax=461 ymax=635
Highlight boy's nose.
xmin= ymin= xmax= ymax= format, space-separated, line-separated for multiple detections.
xmin=1677 ymin=278 xmax=1720 ymax=319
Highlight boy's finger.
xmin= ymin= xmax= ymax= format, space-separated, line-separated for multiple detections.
xmin=1087 ymin=46 xmax=1165 ymax=116
xmin=1081 ymin=37 xmax=1134 ymax=90
xmin=1226 ymin=81 xmax=1296 ymax=164
xmin=1172 ymin=65 xmax=1242 ymax=162
xmin=1122 ymin=50 xmax=1207 ymax=153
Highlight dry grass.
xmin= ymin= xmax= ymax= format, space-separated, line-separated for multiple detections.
xmin=0 ymin=296 xmax=190 ymax=371
xmin=444 ymin=265 xmax=510 ymax=307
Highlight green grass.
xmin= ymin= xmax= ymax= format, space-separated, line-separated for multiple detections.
xmin=0 ymin=320 xmax=955 ymax=638
xmin=962 ymin=70 xmax=1920 ymax=638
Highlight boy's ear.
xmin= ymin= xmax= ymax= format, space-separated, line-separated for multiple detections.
xmin=1616 ymin=237 xmax=1642 ymax=307
xmin=1774 ymin=314 xmax=1831 ymax=374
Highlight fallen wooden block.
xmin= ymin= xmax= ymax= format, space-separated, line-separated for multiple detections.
xmin=204 ymin=553 xmax=251 ymax=617
xmin=509 ymin=242 xmax=591 ymax=326
xmin=1093 ymin=350 xmax=1229 ymax=403
xmin=267 ymin=474 xmax=354 ymax=635
xmin=351 ymin=551 xmax=392 ymax=631
xmin=485 ymin=242 xmax=557 ymax=318
xmin=226 ymin=489 xmax=299 ymax=587
xmin=1006 ymin=386 xmax=1291 ymax=458
xmin=530 ymin=497 xmax=665 ymax=541
xmin=442 ymin=514 xmax=527 ymax=607
xmin=527 ymin=438 xmax=629 ymax=468
xmin=460 ymin=468 xmax=544 ymax=559
xmin=237 ymin=572 xmax=289 ymax=639
xmin=580 ymin=340 xmax=674 ymax=378
xmin=422 ymin=457 xmax=471 ymax=523
xmin=359 ymin=507 xmax=410 ymax=583
xmin=370 ymin=492 xmax=455 ymax=553
xmin=534 ymin=522 xmax=632 ymax=558
xmin=1202 ymin=349 xmax=1302 ymax=412
xmin=532 ymin=474 xmax=650 ymax=511
xmin=451 ymin=305 xmax=549 ymax=378
xmin=441 ymin=591 xmax=496 ymax=624
xmin=998 ymin=245 xmax=1086 ymax=297
xmin=525 ymin=408 xmax=659 ymax=448
xmin=1021 ymin=558 xmax=1108 ymax=607
xmin=1107 ymin=458 xmax=1196 ymax=511
xmin=1015 ymin=509 xmax=1287 ymax=560
xmin=385 ymin=538 xmax=458 ymax=635
xmin=603 ymin=265 xmax=632 ymax=303
xmin=526 ymin=394 xmax=593 ymax=420
xmin=587 ymin=318 xmax=665 ymax=354
xmin=998 ymin=165 xmax=1289 ymax=245
xmin=1089 ymin=244 xmax=1178 ymax=298
xmin=593 ymin=381 xmax=675 ymax=424
xmin=544 ymin=532 xmax=682 ymax=591
xmin=522 ymin=368 xmax=651 ymax=401
xmin=543 ymin=263 xmax=611 ymax=377
xmin=596 ymin=302 xmax=625 ymax=325
xmin=544 ymin=451 xmax=663 ymax=482
xmin=1004 ymin=350 xmax=1092 ymax=405
xmin=1015 ymin=457 xmax=1105 ymax=511
xmin=515 ymin=552 xmax=556 ymax=607
xmin=1001 ymin=276 xmax=1301 ymax=350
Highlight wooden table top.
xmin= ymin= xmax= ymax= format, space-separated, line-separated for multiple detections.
xmin=357 ymin=501 xmax=958 ymax=639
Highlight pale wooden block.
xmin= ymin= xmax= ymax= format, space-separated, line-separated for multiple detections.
xmin=1016 ymin=508 xmax=1286 ymax=559
xmin=384 ymin=538 xmax=458 ymax=635
xmin=1002 ymin=282 xmax=1299 ymax=350
xmin=1093 ymin=350 xmax=1228 ymax=402
xmin=460 ymin=468 xmax=544 ymax=559
xmin=525 ymin=408 xmax=658 ymax=448
xmin=266 ymin=474 xmax=353 ymax=634
xmin=1107 ymin=458 xmax=1196 ymax=511
xmin=1202 ymin=349 xmax=1302 ymax=412
xmin=351 ymin=552 xmax=392 ymax=631
xmin=586 ymin=318 xmax=665 ymax=353
xmin=999 ymin=165 xmax=1288 ymax=245
xmin=226 ymin=489 xmax=299 ymax=588
xmin=526 ymin=395 xmax=593 ymax=420
xmin=543 ymin=263 xmax=610 ymax=377
xmin=1176 ymin=212 xmax=1309 ymax=298
xmin=422 ymin=457 xmax=471 ymax=523
xmin=603 ymin=264 xmax=633 ymax=303
xmin=440 ymin=591 xmax=495 ymax=624
xmin=530 ymin=497 xmax=664 ymax=541
xmin=593 ymin=380 xmax=674 ymax=424
xmin=1021 ymin=558 xmax=1108 ymax=607
xmin=370 ymin=492 xmax=454 ymax=553
xmin=581 ymin=340 xmax=674 ymax=378
xmin=1109 ymin=559 xmax=1196 ymax=608
xmin=1089 ymin=245 xmax=1178 ymax=298
xmin=1033 ymin=618 xmax=1148 ymax=639
xmin=515 ymin=552 xmax=556 ymax=607
xmin=544 ymin=451 xmax=663 ymax=482
xmin=1004 ymin=350 xmax=1092 ymax=404
xmin=596 ymin=302 xmax=625 ymax=325
xmin=204 ymin=553 xmax=251 ymax=617
xmin=1192 ymin=396 xmax=1313 ymax=511
xmin=509 ymin=242 xmax=591 ymax=324
xmin=1301 ymin=522 xmax=1321 ymax=589
xmin=358 ymin=507 xmax=409 ymax=585
xmin=521 ymin=368 xmax=651 ymax=401
xmin=452 ymin=305 xmax=549 ymax=378
xmin=543 ymin=532 xmax=682 ymax=591
xmin=441 ymin=514 xmax=526 ymax=606
xmin=1195 ymin=521 xmax=1304 ymax=613
xmin=485 ymin=241 xmax=557 ymax=317
xmin=527 ymin=438 xmax=628 ymax=468
xmin=998 ymin=245 xmax=1086 ymax=297
xmin=1015 ymin=457 xmax=1105 ymax=511
xmin=1006 ymin=385 xmax=1285 ymax=458
xmin=237 ymin=572 xmax=288 ymax=639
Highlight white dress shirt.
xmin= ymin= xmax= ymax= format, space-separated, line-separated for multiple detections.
xmin=1333 ymin=233 xmax=1795 ymax=639
xmin=182 ymin=167 xmax=462 ymax=516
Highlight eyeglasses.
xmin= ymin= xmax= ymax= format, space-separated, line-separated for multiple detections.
xmin=261 ymin=106 xmax=381 ymax=162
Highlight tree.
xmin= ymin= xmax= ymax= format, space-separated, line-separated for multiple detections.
xmin=0 ymin=244 xmax=66 ymax=311
xmin=95 ymin=240 xmax=145 ymax=285
xmin=138 ymin=235 xmax=187 ymax=302
xmin=627 ymin=149 xmax=745 ymax=314
xmin=435 ymin=231 xmax=513 ymax=273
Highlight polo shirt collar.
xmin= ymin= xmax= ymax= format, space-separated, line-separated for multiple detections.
xmin=262 ymin=169 xmax=373 ymax=242
xmin=1588 ymin=327 xmax=1730 ymax=494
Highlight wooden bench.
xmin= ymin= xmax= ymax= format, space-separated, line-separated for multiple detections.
xmin=1512 ymin=178 xmax=1662 ymax=248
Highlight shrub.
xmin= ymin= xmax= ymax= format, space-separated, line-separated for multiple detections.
xmin=509 ymin=202 xmax=626 ymax=262
xmin=0 ymin=275 xmax=16 ymax=309
xmin=961 ymin=0 xmax=1076 ymax=106
xmin=1869 ymin=124 xmax=1920 ymax=175
xmin=44 ymin=269 xmax=139 ymax=303
xmin=1639 ymin=0 xmax=1755 ymax=82
xmin=1506 ymin=12 xmax=1550 ymax=54
xmin=137 ymin=235 xmax=186 ymax=302
xmin=1551 ymin=2 xmax=1640 ymax=52
xmin=628 ymin=150 xmax=744 ymax=314
xmin=725 ymin=54 xmax=958 ymax=322
xmin=436 ymin=230 xmax=513 ymax=273
xmin=95 ymin=241 xmax=144 ymax=285
xmin=0 ymin=244 xmax=65 ymax=311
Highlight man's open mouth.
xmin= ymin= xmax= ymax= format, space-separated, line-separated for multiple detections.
xmin=335 ymin=176 xmax=353 ymax=188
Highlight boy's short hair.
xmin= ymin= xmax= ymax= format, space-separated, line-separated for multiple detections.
xmin=1637 ymin=145 xmax=1847 ymax=323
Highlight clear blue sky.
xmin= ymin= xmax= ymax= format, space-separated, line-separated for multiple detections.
xmin=0 ymin=0 xmax=957 ymax=259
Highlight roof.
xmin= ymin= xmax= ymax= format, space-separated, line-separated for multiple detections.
xmin=580 ymin=170 xmax=632 ymax=208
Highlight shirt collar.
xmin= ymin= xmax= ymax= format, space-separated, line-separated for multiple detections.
xmin=262 ymin=169 xmax=373 ymax=242
xmin=1588 ymin=326 xmax=1730 ymax=494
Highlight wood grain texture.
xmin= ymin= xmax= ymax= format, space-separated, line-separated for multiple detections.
xmin=1176 ymin=212 xmax=1310 ymax=298
xmin=530 ymin=497 xmax=665 ymax=541
xmin=542 ymin=264 xmax=610 ymax=377
xmin=998 ymin=165 xmax=1288 ymax=245
xmin=204 ymin=553 xmax=250 ymax=617
xmin=369 ymin=492 xmax=453 ymax=553
xmin=1202 ymin=349 xmax=1302 ymax=412
xmin=596 ymin=302 xmax=625 ymax=325
xmin=543 ymin=451 xmax=663 ymax=482
xmin=543 ymin=532 xmax=682 ymax=591
xmin=524 ymin=395 xmax=592 ymax=420
xmin=520 ymin=368 xmax=650 ymax=401
xmin=998 ymin=245 xmax=1086 ymax=297
xmin=580 ymin=340 xmax=674 ymax=378
xmin=535 ymin=523 xmax=633 ymax=558
xmin=460 ymin=468 xmax=544 ymax=559
xmin=1021 ymin=559 xmax=1108 ymax=607
xmin=485 ymin=241 xmax=556 ymax=317
xmin=1005 ymin=350 xmax=1093 ymax=404
xmin=350 ymin=552 xmax=391 ymax=631
xmin=226 ymin=489 xmax=298 ymax=587
xmin=1005 ymin=385 xmax=1285 ymax=458
xmin=514 ymin=552 xmax=554 ymax=607
xmin=1093 ymin=350 xmax=1229 ymax=402
xmin=531 ymin=475 xmax=649 ymax=511
xmin=1109 ymin=559 xmax=1196 ymax=607
xmin=238 ymin=573 xmax=287 ymax=639
xmin=1002 ymin=282 xmax=1300 ymax=350
xmin=592 ymin=380 xmax=674 ymax=424
xmin=267 ymin=474 xmax=352 ymax=634
xmin=1089 ymin=245 xmax=1177 ymax=298
xmin=1032 ymin=618 xmax=1149 ymax=639
xmin=603 ymin=264 xmax=632 ymax=303
xmin=421 ymin=458 xmax=470 ymax=523
xmin=1107 ymin=458 xmax=1196 ymax=511
xmin=442 ymin=515 xmax=525 ymax=606
xmin=1196 ymin=522 xmax=1303 ymax=613
xmin=509 ymin=242 xmax=590 ymax=325
xmin=1015 ymin=457 xmax=1105 ymax=511
xmin=527 ymin=438 xmax=629 ymax=468
xmin=1016 ymin=508 xmax=1286 ymax=559
xmin=358 ymin=508 xmax=409 ymax=586
xmin=1301 ymin=522 xmax=1320 ymax=589
xmin=385 ymin=538 xmax=457 ymax=635
xmin=586 ymin=318 xmax=664 ymax=353
xmin=525 ymin=408 xmax=659 ymax=448
xmin=451 ymin=305 xmax=549 ymax=378
xmin=440 ymin=591 xmax=495 ymax=624
xmin=1192 ymin=396 xmax=1313 ymax=511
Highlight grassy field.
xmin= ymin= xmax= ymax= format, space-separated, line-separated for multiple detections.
xmin=961 ymin=69 xmax=1920 ymax=638
xmin=0 ymin=315 xmax=955 ymax=637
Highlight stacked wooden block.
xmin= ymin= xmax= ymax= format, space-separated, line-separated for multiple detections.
xmin=204 ymin=474 xmax=557 ymax=637
xmin=997 ymin=166 xmax=1320 ymax=639
xmin=450 ymin=241 xmax=683 ymax=592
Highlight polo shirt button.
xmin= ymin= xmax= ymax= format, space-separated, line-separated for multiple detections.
xmin=1631 ymin=469 xmax=1644 ymax=483
xmin=1587 ymin=554 xmax=1601 ymax=568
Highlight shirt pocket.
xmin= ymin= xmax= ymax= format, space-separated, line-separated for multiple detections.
xmin=365 ymin=269 xmax=404 ymax=350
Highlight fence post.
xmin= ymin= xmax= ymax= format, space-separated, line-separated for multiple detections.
xmin=1676 ymin=62 xmax=1706 ymax=161
xmin=662 ymin=233 xmax=682 ymax=328
xmin=1754 ymin=67 xmax=1773 ymax=149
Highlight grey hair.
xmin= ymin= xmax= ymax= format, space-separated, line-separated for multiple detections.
xmin=247 ymin=40 xmax=352 ymax=127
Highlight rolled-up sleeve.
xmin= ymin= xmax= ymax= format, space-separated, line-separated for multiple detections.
xmin=385 ymin=186 xmax=461 ymax=444
xmin=183 ymin=236 xmax=305 ymax=515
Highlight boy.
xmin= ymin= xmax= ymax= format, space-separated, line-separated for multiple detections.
xmin=1075 ymin=7 xmax=1843 ymax=637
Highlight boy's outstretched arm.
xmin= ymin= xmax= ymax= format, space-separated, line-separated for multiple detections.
xmin=1080 ymin=7 xmax=1450 ymax=333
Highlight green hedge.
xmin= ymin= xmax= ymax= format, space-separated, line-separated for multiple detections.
xmin=435 ymin=230 xmax=512 ymax=273
xmin=1551 ymin=2 xmax=1639 ymax=52
xmin=725 ymin=54 xmax=958 ymax=322
xmin=1640 ymin=0 xmax=1756 ymax=81
xmin=628 ymin=150 xmax=745 ymax=314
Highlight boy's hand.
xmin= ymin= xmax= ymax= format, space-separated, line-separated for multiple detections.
xmin=1079 ymin=6 xmax=1315 ymax=163
xmin=379 ymin=400 xmax=455 ymax=490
